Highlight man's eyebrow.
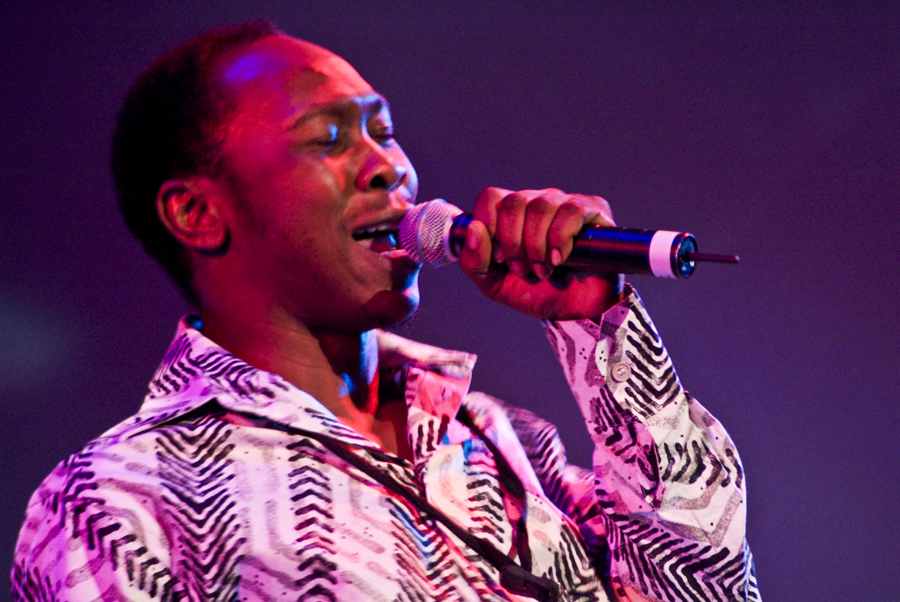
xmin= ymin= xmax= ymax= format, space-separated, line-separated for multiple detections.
xmin=291 ymin=95 xmax=390 ymax=127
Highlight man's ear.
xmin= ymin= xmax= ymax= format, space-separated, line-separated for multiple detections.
xmin=156 ymin=178 xmax=229 ymax=254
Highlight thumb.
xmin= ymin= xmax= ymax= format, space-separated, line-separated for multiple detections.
xmin=457 ymin=219 xmax=497 ymax=289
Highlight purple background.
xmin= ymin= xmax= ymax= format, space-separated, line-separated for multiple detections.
xmin=2 ymin=3 xmax=898 ymax=600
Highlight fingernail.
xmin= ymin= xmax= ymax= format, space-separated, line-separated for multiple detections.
xmin=550 ymin=248 xmax=562 ymax=266
xmin=533 ymin=263 xmax=550 ymax=280
xmin=493 ymin=247 xmax=505 ymax=264
xmin=509 ymin=260 xmax=529 ymax=277
xmin=466 ymin=225 xmax=480 ymax=251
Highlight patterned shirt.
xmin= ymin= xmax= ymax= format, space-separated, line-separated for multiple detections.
xmin=12 ymin=290 xmax=759 ymax=601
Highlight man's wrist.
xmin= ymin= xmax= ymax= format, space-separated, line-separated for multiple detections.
xmin=590 ymin=279 xmax=630 ymax=324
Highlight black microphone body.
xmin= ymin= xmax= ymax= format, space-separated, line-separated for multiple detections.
xmin=399 ymin=200 xmax=709 ymax=279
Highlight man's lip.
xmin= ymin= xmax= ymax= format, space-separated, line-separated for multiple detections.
xmin=356 ymin=239 xmax=419 ymax=275
xmin=350 ymin=216 xmax=405 ymax=240
xmin=385 ymin=248 xmax=421 ymax=274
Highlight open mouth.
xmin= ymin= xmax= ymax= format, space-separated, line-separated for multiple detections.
xmin=352 ymin=224 xmax=402 ymax=255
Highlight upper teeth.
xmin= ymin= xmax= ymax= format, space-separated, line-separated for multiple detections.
xmin=353 ymin=224 xmax=397 ymax=240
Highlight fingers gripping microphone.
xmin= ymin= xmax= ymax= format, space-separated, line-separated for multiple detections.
xmin=398 ymin=199 xmax=739 ymax=279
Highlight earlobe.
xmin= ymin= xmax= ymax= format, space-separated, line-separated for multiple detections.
xmin=156 ymin=179 xmax=230 ymax=254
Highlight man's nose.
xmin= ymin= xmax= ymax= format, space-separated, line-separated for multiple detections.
xmin=355 ymin=144 xmax=407 ymax=192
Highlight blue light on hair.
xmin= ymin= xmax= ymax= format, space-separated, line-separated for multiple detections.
xmin=222 ymin=52 xmax=269 ymax=84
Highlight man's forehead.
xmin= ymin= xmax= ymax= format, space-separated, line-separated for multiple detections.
xmin=219 ymin=35 xmax=372 ymax=100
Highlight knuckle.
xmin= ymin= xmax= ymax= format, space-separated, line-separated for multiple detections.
xmin=474 ymin=187 xmax=509 ymax=226
xmin=552 ymin=202 xmax=587 ymax=228
xmin=525 ymin=195 xmax=553 ymax=217
xmin=575 ymin=194 xmax=614 ymax=219
xmin=498 ymin=192 xmax=526 ymax=212
xmin=559 ymin=199 xmax=587 ymax=215
xmin=479 ymin=186 xmax=506 ymax=199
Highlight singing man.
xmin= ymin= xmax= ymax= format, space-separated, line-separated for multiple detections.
xmin=12 ymin=22 xmax=759 ymax=602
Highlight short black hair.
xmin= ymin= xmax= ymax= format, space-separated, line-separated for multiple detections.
xmin=111 ymin=21 xmax=280 ymax=303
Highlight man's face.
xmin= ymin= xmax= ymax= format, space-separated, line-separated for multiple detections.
xmin=214 ymin=35 xmax=420 ymax=332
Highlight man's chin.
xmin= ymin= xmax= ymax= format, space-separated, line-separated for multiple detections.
xmin=362 ymin=288 xmax=420 ymax=330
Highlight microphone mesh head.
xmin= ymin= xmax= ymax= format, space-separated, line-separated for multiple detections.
xmin=398 ymin=199 xmax=463 ymax=268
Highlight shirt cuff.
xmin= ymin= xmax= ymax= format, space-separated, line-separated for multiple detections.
xmin=541 ymin=286 xmax=684 ymax=431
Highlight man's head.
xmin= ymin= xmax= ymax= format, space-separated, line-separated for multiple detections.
xmin=113 ymin=24 xmax=420 ymax=331
xmin=112 ymin=21 xmax=279 ymax=302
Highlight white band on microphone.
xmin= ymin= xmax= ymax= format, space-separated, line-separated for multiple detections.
xmin=648 ymin=230 xmax=680 ymax=278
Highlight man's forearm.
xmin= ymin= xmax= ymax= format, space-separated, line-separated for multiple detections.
xmin=543 ymin=288 xmax=759 ymax=601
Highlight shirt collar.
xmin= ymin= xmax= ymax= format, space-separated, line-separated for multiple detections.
xmin=100 ymin=316 xmax=476 ymax=448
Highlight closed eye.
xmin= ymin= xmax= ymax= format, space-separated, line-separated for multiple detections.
xmin=371 ymin=130 xmax=395 ymax=146
xmin=311 ymin=124 xmax=341 ymax=149
xmin=368 ymin=112 xmax=395 ymax=146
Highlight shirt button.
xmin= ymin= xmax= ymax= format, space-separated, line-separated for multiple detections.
xmin=611 ymin=362 xmax=632 ymax=382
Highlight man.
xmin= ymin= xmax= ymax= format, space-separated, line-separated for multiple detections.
xmin=12 ymin=22 xmax=759 ymax=602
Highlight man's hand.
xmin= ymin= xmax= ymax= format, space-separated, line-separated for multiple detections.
xmin=457 ymin=187 xmax=625 ymax=321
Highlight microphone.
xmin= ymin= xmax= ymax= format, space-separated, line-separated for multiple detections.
xmin=398 ymin=199 xmax=739 ymax=279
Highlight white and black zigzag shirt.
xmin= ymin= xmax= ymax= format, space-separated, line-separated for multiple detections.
xmin=12 ymin=290 xmax=759 ymax=601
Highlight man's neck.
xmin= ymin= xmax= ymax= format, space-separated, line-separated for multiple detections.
xmin=197 ymin=305 xmax=411 ymax=460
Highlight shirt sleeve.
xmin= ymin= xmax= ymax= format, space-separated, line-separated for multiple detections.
xmin=11 ymin=446 xmax=183 ymax=602
xmin=538 ymin=288 xmax=760 ymax=602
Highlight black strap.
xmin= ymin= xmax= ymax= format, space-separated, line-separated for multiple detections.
xmin=293 ymin=426 xmax=561 ymax=602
